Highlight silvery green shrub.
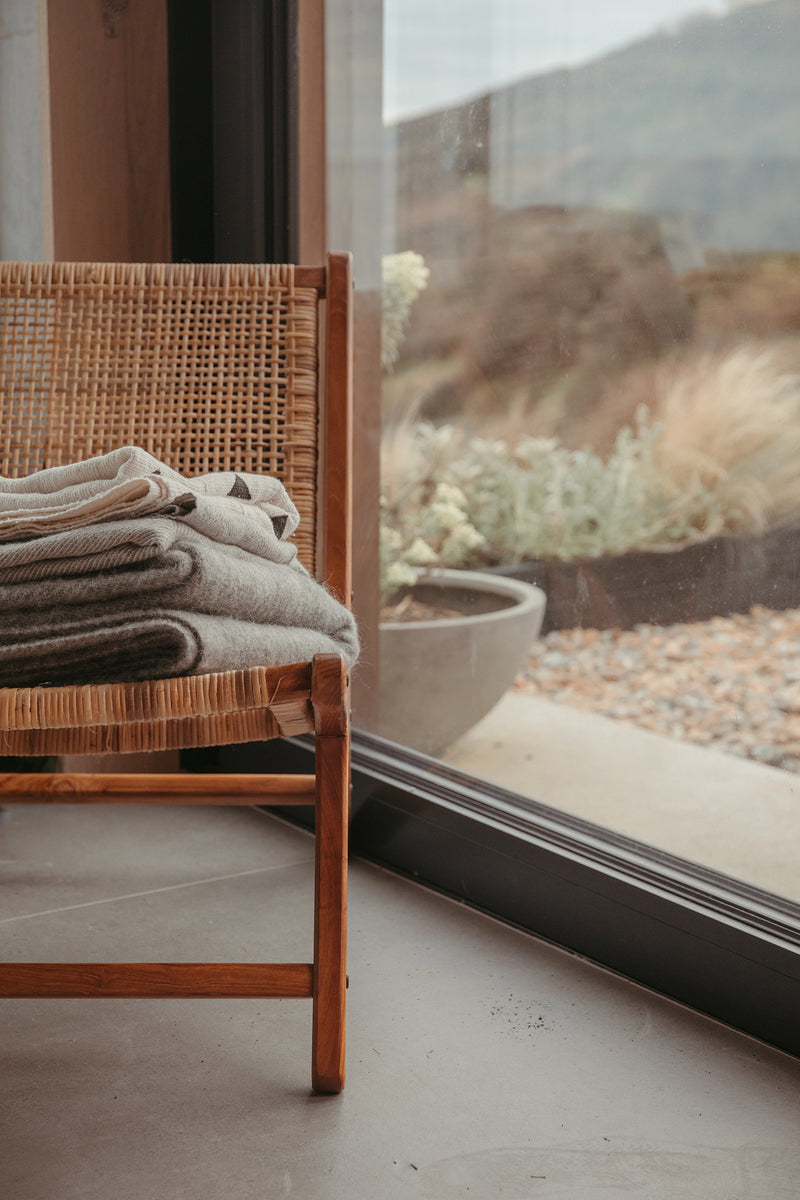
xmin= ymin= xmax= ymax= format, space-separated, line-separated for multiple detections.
xmin=380 ymin=409 xmax=735 ymax=603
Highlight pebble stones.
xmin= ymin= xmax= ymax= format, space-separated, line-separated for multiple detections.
xmin=518 ymin=604 xmax=800 ymax=773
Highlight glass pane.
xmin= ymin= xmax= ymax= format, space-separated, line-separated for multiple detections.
xmin=336 ymin=0 xmax=800 ymax=902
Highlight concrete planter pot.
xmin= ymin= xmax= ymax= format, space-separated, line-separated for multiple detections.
xmin=379 ymin=568 xmax=546 ymax=757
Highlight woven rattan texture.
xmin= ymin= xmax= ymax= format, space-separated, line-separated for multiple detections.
xmin=0 ymin=261 xmax=320 ymax=572
xmin=0 ymin=664 xmax=315 ymax=753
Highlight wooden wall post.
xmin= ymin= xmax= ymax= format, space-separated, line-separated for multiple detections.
xmin=46 ymin=0 xmax=171 ymax=262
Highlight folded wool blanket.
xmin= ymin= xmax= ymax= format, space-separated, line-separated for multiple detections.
xmin=0 ymin=450 xmax=360 ymax=685
xmin=0 ymin=446 xmax=299 ymax=564
xmin=0 ymin=609 xmax=356 ymax=686
xmin=0 ymin=520 xmax=359 ymax=685
xmin=0 ymin=518 xmax=306 ymax=601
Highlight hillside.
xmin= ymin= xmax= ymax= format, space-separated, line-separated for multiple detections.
xmin=391 ymin=0 xmax=800 ymax=256
xmin=384 ymin=0 xmax=800 ymax=447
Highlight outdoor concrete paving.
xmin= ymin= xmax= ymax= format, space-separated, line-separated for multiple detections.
xmin=443 ymin=690 xmax=800 ymax=903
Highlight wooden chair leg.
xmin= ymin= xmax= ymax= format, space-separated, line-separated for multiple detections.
xmin=311 ymin=655 xmax=349 ymax=1094
xmin=311 ymin=728 xmax=349 ymax=1093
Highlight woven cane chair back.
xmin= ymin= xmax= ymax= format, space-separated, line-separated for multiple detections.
xmin=0 ymin=261 xmax=325 ymax=574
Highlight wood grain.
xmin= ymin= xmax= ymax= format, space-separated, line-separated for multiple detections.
xmin=47 ymin=0 xmax=171 ymax=261
xmin=311 ymin=654 xmax=350 ymax=1093
xmin=0 ymin=772 xmax=316 ymax=805
xmin=320 ymin=252 xmax=354 ymax=606
xmin=0 ymin=963 xmax=314 ymax=999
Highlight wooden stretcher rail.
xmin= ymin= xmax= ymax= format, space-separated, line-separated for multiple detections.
xmin=0 ymin=772 xmax=317 ymax=804
xmin=0 ymin=963 xmax=315 ymax=998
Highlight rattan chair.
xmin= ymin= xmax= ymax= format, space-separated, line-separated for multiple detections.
xmin=0 ymin=254 xmax=353 ymax=1093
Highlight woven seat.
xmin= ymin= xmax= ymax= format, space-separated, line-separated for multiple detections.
xmin=0 ymin=254 xmax=353 ymax=1093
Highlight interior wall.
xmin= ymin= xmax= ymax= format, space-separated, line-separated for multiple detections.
xmin=46 ymin=0 xmax=171 ymax=261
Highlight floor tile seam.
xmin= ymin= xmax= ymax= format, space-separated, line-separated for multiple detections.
xmin=0 ymin=858 xmax=315 ymax=924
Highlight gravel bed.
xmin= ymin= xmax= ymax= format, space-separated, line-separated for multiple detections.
xmin=517 ymin=604 xmax=800 ymax=773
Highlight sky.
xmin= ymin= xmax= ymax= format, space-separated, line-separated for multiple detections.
xmin=383 ymin=0 xmax=766 ymax=120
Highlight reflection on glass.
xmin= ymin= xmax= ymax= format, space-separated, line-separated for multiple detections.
xmin=379 ymin=0 xmax=800 ymax=899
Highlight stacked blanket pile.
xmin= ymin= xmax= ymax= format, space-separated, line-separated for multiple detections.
xmin=0 ymin=447 xmax=359 ymax=686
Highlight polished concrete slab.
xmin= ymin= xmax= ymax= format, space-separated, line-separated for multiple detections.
xmin=445 ymin=691 xmax=800 ymax=902
xmin=2 ymin=803 xmax=800 ymax=1199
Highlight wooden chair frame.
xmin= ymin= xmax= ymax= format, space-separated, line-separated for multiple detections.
xmin=0 ymin=253 xmax=353 ymax=1094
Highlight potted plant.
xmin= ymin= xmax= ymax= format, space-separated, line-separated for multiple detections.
xmin=377 ymin=250 xmax=546 ymax=757
xmin=379 ymin=443 xmax=546 ymax=756
xmin=380 ymin=567 xmax=546 ymax=756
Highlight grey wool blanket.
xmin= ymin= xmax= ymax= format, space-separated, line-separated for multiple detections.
xmin=0 ymin=454 xmax=359 ymax=687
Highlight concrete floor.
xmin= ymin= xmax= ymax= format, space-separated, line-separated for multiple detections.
xmin=2 ymin=802 xmax=800 ymax=1199
xmin=445 ymin=692 xmax=800 ymax=902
